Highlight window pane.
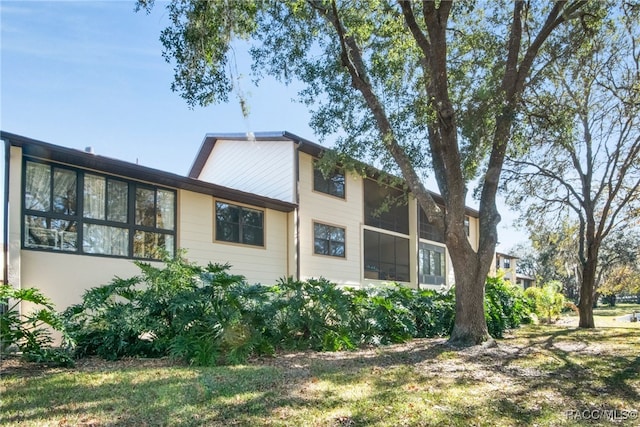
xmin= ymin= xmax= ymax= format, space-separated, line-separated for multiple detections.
xmin=217 ymin=222 xmax=239 ymax=243
xmin=419 ymin=243 xmax=446 ymax=285
xmin=314 ymin=223 xmax=328 ymax=239
xmin=216 ymin=202 xmax=239 ymax=224
xmin=242 ymin=208 xmax=263 ymax=228
xmin=216 ymin=202 xmax=239 ymax=243
xmin=135 ymin=188 xmax=155 ymax=227
xmin=364 ymin=229 xmax=380 ymax=278
xmin=133 ymin=230 xmax=173 ymax=259
xmin=83 ymin=224 xmax=128 ymax=256
xmin=363 ymin=230 xmax=408 ymax=281
xmin=157 ymin=189 xmax=175 ymax=230
xmin=364 ymin=179 xmax=408 ymax=234
xmin=419 ymin=208 xmax=444 ymax=243
xmin=52 ymin=168 xmax=77 ymax=215
xmin=25 ymin=161 xmax=50 ymax=211
xmin=242 ymin=225 xmax=264 ymax=246
xmin=83 ymin=174 xmax=106 ymax=219
xmin=330 ymin=227 xmax=345 ymax=242
xmin=314 ymin=167 xmax=345 ymax=198
xmin=241 ymin=208 xmax=263 ymax=246
xmin=107 ymin=180 xmax=128 ymax=223
xmin=330 ymin=174 xmax=345 ymax=198
xmin=330 ymin=242 xmax=345 ymax=257
xmin=24 ymin=215 xmax=77 ymax=251
xmin=314 ymin=238 xmax=329 ymax=255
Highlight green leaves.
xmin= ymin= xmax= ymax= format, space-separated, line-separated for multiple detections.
xmin=63 ymin=253 xmax=532 ymax=365
xmin=0 ymin=284 xmax=73 ymax=366
xmin=154 ymin=0 xmax=261 ymax=107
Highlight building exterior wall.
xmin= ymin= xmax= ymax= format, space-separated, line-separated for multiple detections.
xmin=297 ymin=152 xmax=364 ymax=286
xmin=178 ymin=190 xmax=290 ymax=285
xmin=5 ymin=134 xmax=490 ymax=321
xmin=7 ymin=144 xmax=292 ymax=319
xmin=7 ymin=146 xmax=22 ymax=292
xmin=20 ymin=250 xmax=142 ymax=311
xmin=296 ymin=151 xmax=474 ymax=290
xmin=493 ymin=253 xmax=518 ymax=286
xmin=197 ymin=139 xmax=296 ymax=203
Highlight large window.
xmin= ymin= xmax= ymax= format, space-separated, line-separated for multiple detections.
xmin=215 ymin=202 xmax=264 ymax=246
xmin=23 ymin=159 xmax=175 ymax=259
xmin=24 ymin=162 xmax=78 ymax=251
xmin=313 ymin=222 xmax=345 ymax=257
xmin=313 ymin=165 xmax=345 ymax=198
xmin=419 ymin=242 xmax=446 ymax=286
xmin=364 ymin=179 xmax=409 ymax=234
xmin=363 ymin=229 xmax=410 ymax=282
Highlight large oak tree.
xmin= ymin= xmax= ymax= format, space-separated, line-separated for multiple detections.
xmin=137 ymin=0 xmax=597 ymax=345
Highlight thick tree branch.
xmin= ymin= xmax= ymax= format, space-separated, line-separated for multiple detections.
xmin=310 ymin=0 xmax=446 ymax=229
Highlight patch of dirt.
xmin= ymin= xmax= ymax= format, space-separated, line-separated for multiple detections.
xmin=0 ymin=329 xmax=615 ymax=379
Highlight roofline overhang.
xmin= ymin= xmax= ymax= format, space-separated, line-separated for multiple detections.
xmin=0 ymin=131 xmax=296 ymax=213
xmin=188 ymin=131 xmax=480 ymax=218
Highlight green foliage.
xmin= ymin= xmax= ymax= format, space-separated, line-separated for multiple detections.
xmin=524 ymin=281 xmax=566 ymax=324
xmin=0 ymin=284 xmax=73 ymax=366
xmin=267 ymin=277 xmax=356 ymax=352
xmin=484 ymin=277 xmax=533 ymax=338
xmin=65 ymin=255 xmax=531 ymax=365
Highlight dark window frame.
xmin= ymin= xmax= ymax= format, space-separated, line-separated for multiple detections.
xmin=313 ymin=163 xmax=346 ymax=199
xmin=363 ymin=229 xmax=410 ymax=282
xmin=313 ymin=222 xmax=346 ymax=258
xmin=22 ymin=158 xmax=176 ymax=260
xmin=215 ymin=201 xmax=265 ymax=247
xmin=418 ymin=207 xmax=444 ymax=243
xmin=363 ymin=179 xmax=409 ymax=235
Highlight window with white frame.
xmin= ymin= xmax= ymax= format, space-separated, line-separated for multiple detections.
xmin=419 ymin=242 xmax=446 ymax=286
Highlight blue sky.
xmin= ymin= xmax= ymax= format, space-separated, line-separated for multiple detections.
xmin=1 ymin=0 xmax=315 ymax=174
xmin=1 ymin=0 xmax=525 ymax=251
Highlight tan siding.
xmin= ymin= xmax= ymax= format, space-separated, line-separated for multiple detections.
xmin=178 ymin=190 xmax=288 ymax=285
xmin=297 ymin=153 xmax=363 ymax=286
xmin=21 ymin=251 xmax=142 ymax=310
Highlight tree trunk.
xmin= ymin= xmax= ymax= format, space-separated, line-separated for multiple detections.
xmin=578 ymin=259 xmax=597 ymax=328
xmin=449 ymin=266 xmax=490 ymax=346
xmin=447 ymin=239 xmax=492 ymax=346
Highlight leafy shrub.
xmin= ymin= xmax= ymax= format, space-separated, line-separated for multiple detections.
xmin=266 ymin=278 xmax=356 ymax=351
xmin=63 ymin=254 xmax=266 ymax=364
xmin=523 ymin=281 xmax=565 ymax=323
xmin=484 ymin=277 xmax=533 ymax=338
xmin=64 ymin=254 xmax=532 ymax=365
xmin=0 ymin=285 xmax=73 ymax=366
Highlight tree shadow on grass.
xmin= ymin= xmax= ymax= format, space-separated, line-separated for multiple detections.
xmin=492 ymin=327 xmax=640 ymax=409
xmin=2 ymin=329 xmax=638 ymax=426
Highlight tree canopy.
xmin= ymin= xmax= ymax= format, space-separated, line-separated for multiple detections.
xmin=504 ymin=3 xmax=640 ymax=326
xmin=137 ymin=0 xmax=601 ymax=345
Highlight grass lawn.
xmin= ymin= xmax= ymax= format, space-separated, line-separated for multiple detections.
xmin=2 ymin=318 xmax=639 ymax=426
